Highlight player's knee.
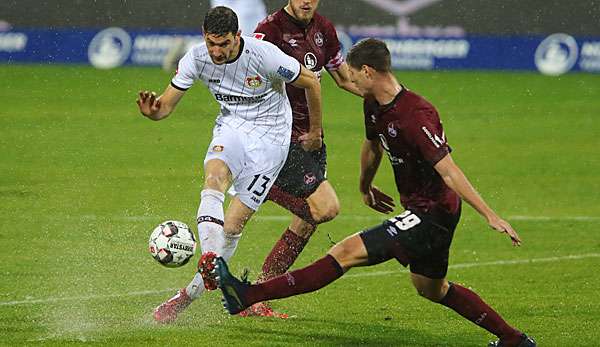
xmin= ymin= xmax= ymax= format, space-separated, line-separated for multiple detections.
xmin=310 ymin=198 xmax=340 ymax=224
xmin=414 ymin=283 xmax=447 ymax=302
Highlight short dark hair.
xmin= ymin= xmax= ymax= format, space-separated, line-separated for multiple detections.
xmin=346 ymin=38 xmax=391 ymax=72
xmin=203 ymin=6 xmax=239 ymax=36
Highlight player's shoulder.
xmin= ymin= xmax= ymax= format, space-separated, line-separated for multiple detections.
xmin=244 ymin=36 xmax=281 ymax=54
xmin=255 ymin=10 xmax=284 ymax=35
xmin=313 ymin=12 xmax=336 ymax=30
xmin=400 ymin=89 xmax=441 ymax=124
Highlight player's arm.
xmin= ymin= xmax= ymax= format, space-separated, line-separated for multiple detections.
xmin=359 ymin=139 xmax=395 ymax=213
xmin=291 ymin=65 xmax=323 ymax=151
xmin=434 ymin=153 xmax=522 ymax=246
xmin=328 ymin=62 xmax=362 ymax=97
xmin=136 ymin=85 xmax=186 ymax=121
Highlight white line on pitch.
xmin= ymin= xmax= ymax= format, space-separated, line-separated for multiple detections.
xmin=1 ymin=253 xmax=598 ymax=307
xmin=342 ymin=253 xmax=600 ymax=278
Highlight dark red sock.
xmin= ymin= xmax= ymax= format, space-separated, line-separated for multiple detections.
xmin=260 ymin=228 xmax=311 ymax=281
xmin=440 ymin=283 xmax=522 ymax=345
xmin=245 ymin=254 xmax=343 ymax=305
xmin=266 ymin=185 xmax=316 ymax=225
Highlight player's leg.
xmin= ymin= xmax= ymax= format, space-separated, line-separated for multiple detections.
xmin=217 ymin=225 xmax=390 ymax=314
xmin=260 ymin=181 xmax=340 ymax=281
xmin=409 ymin=273 xmax=535 ymax=347
xmin=260 ymin=143 xmax=339 ymax=280
xmin=154 ymin=125 xmax=244 ymax=323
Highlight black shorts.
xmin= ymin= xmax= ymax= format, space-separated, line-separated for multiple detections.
xmin=359 ymin=205 xmax=461 ymax=279
xmin=272 ymin=142 xmax=328 ymax=198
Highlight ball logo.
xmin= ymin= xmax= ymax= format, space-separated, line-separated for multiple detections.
xmin=88 ymin=27 xmax=132 ymax=69
xmin=304 ymin=52 xmax=317 ymax=70
xmin=535 ymin=33 xmax=579 ymax=76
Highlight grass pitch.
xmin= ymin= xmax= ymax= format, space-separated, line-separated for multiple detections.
xmin=1 ymin=65 xmax=599 ymax=346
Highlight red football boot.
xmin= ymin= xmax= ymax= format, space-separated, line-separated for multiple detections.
xmin=153 ymin=288 xmax=192 ymax=324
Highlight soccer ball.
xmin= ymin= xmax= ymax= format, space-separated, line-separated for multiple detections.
xmin=149 ymin=220 xmax=196 ymax=267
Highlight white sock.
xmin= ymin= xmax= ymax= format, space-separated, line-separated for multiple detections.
xmin=221 ymin=233 xmax=241 ymax=261
xmin=185 ymin=273 xmax=206 ymax=300
xmin=197 ymin=189 xmax=226 ymax=255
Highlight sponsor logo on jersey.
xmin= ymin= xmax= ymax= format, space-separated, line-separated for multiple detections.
xmin=214 ymin=93 xmax=267 ymax=104
xmin=253 ymin=32 xmax=265 ymax=40
xmin=277 ymin=66 xmax=295 ymax=80
xmin=288 ymin=38 xmax=299 ymax=47
xmin=387 ymin=122 xmax=397 ymax=137
xmin=245 ymin=75 xmax=263 ymax=88
xmin=421 ymin=126 xmax=445 ymax=148
xmin=304 ymin=52 xmax=317 ymax=70
xmin=314 ymin=32 xmax=324 ymax=47
xmin=209 ymin=78 xmax=221 ymax=83
xmin=212 ymin=145 xmax=224 ymax=152
xmin=534 ymin=33 xmax=579 ymax=76
xmin=88 ymin=27 xmax=132 ymax=69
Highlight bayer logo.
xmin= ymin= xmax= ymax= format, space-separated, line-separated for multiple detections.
xmin=88 ymin=27 xmax=132 ymax=69
xmin=534 ymin=33 xmax=579 ymax=76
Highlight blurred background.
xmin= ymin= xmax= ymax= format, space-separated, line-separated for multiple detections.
xmin=2 ymin=0 xmax=600 ymax=74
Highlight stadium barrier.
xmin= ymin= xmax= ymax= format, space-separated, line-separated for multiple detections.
xmin=1 ymin=28 xmax=599 ymax=75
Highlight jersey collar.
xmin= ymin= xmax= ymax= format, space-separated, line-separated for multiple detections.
xmin=281 ymin=8 xmax=314 ymax=29
xmin=379 ymin=85 xmax=406 ymax=113
xmin=226 ymin=37 xmax=245 ymax=65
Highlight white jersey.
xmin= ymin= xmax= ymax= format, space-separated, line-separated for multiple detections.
xmin=172 ymin=36 xmax=301 ymax=146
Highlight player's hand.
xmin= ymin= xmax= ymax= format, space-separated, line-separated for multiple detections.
xmin=488 ymin=216 xmax=522 ymax=246
xmin=362 ymin=186 xmax=395 ymax=214
xmin=299 ymin=131 xmax=323 ymax=151
xmin=136 ymin=90 xmax=162 ymax=119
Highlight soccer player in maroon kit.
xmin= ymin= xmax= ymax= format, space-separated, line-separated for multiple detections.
xmin=241 ymin=0 xmax=361 ymax=317
xmin=216 ymin=38 xmax=536 ymax=347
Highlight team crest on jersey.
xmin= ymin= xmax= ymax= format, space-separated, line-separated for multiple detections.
xmin=304 ymin=172 xmax=317 ymax=185
xmin=212 ymin=145 xmax=224 ymax=152
xmin=253 ymin=32 xmax=265 ymax=40
xmin=314 ymin=32 xmax=324 ymax=47
xmin=304 ymin=52 xmax=317 ymax=70
xmin=387 ymin=123 xmax=397 ymax=137
xmin=245 ymin=75 xmax=263 ymax=89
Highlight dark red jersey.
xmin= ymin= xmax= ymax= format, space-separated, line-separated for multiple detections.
xmin=254 ymin=9 xmax=344 ymax=142
xmin=364 ymin=87 xmax=460 ymax=215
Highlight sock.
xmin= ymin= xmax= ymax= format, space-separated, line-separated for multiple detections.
xmin=245 ymin=254 xmax=344 ymax=305
xmin=439 ymin=283 xmax=522 ymax=344
xmin=221 ymin=233 xmax=241 ymax=261
xmin=259 ymin=228 xmax=310 ymax=281
xmin=185 ymin=272 xmax=206 ymax=300
xmin=197 ymin=189 xmax=225 ymax=255
xmin=266 ymin=185 xmax=316 ymax=225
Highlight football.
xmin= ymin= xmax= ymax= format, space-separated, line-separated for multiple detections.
xmin=148 ymin=220 xmax=197 ymax=267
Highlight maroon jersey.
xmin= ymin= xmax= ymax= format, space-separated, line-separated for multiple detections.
xmin=254 ymin=9 xmax=344 ymax=142
xmin=364 ymin=88 xmax=460 ymax=214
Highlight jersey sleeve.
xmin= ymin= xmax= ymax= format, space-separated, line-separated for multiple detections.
xmin=405 ymin=108 xmax=450 ymax=165
xmin=171 ymin=49 xmax=197 ymax=91
xmin=323 ymin=20 xmax=344 ymax=71
xmin=261 ymin=41 xmax=302 ymax=84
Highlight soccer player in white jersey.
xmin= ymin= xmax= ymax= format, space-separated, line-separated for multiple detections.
xmin=136 ymin=6 xmax=323 ymax=323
